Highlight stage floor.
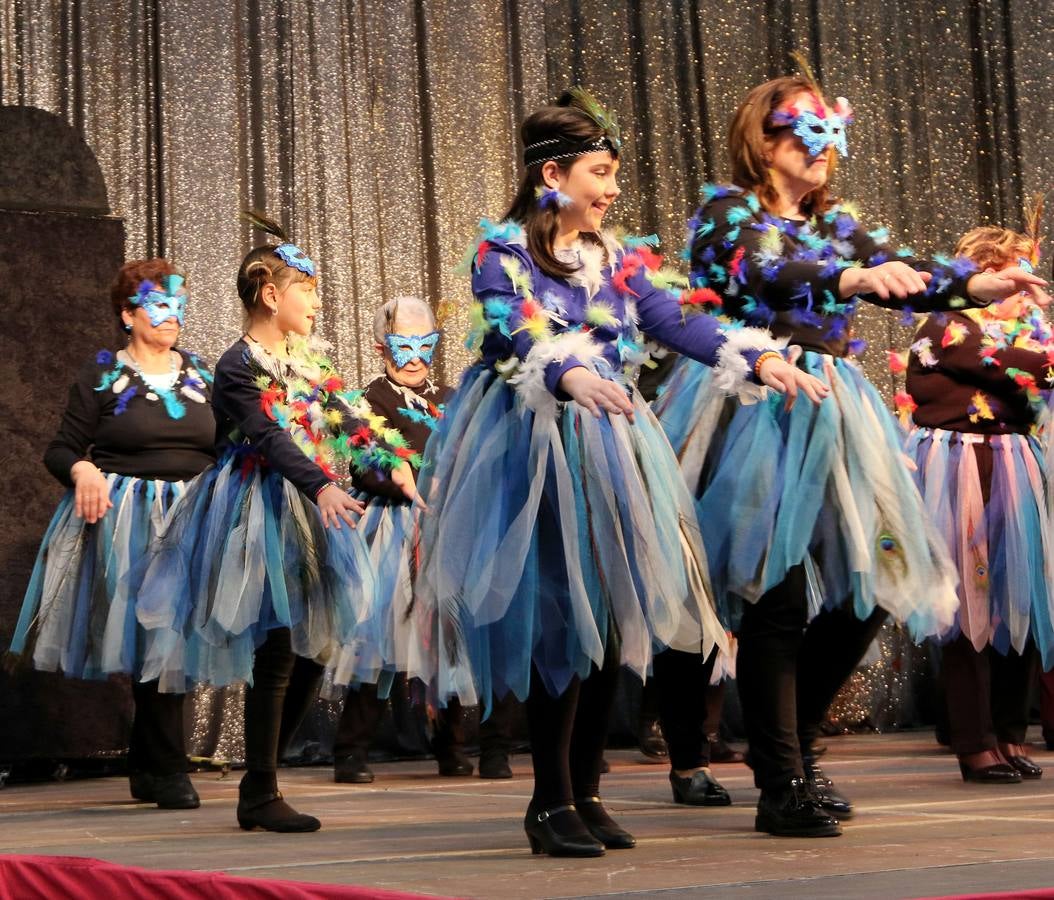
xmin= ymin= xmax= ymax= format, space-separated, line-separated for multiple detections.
xmin=2 ymin=730 xmax=1054 ymax=899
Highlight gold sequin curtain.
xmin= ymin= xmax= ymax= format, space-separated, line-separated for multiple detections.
xmin=2 ymin=0 xmax=1052 ymax=390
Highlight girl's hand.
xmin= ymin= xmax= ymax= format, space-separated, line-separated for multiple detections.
xmin=967 ymin=267 xmax=1050 ymax=305
xmin=558 ymin=367 xmax=635 ymax=423
xmin=840 ymin=262 xmax=931 ymax=300
xmin=390 ymin=461 xmax=422 ymax=506
xmin=758 ymin=357 xmax=830 ymax=411
xmin=71 ymin=460 xmax=112 ymax=524
xmin=317 ymin=483 xmax=365 ymax=529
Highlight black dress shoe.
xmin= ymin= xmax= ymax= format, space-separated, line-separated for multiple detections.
xmin=803 ymin=758 xmax=853 ymax=819
xmin=129 ymin=772 xmax=200 ymax=809
xmin=708 ymin=733 xmax=745 ymax=764
xmin=575 ymin=797 xmax=636 ymax=849
xmin=958 ymin=760 xmax=1022 ymax=784
xmin=1005 ymin=755 xmax=1043 ymax=779
xmin=638 ymin=719 xmax=669 ymax=762
xmin=523 ymin=803 xmax=605 ymax=857
xmin=334 ymin=751 xmax=374 ymax=784
xmin=478 ymin=751 xmax=513 ymax=779
xmin=437 ymin=750 xmax=474 ymax=777
xmin=669 ymin=768 xmax=731 ymax=806
xmin=600 ymin=757 xmax=610 ymax=774
xmin=755 ymin=777 xmax=842 ymax=837
xmin=238 ymin=776 xmax=320 ymax=832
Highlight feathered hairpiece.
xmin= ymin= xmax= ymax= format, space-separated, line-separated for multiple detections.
xmin=565 ymin=86 xmax=621 ymax=150
xmin=1023 ymin=191 xmax=1046 ymax=267
xmin=241 ymin=209 xmax=316 ymax=276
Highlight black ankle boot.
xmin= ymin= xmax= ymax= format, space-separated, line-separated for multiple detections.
xmin=802 ymin=756 xmax=853 ymax=819
xmin=637 ymin=718 xmax=669 ymax=762
xmin=436 ymin=748 xmax=473 ymax=777
xmin=129 ymin=772 xmax=200 ymax=809
xmin=575 ymin=797 xmax=635 ymax=849
xmin=755 ymin=777 xmax=841 ymax=837
xmin=669 ymin=768 xmax=731 ymax=806
xmin=478 ymin=751 xmax=513 ymax=779
xmin=237 ymin=772 xmax=320 ymax=833
xmin=523 ymin=803 xmax=605 ymax=857
xmin=334 ymin=749 xmax=374 ymax=784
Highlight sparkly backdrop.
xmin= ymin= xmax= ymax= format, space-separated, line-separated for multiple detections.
xmin=3 ymin=1 xmax=1052 ymax=757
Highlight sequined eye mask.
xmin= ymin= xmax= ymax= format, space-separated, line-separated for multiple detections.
xmin=275 ymin=243 xmax=316 ymax=276
xmin=770 ymin=95 xmax=853 ymax=158
xmin=385 ymin=331 xmax=440 ymax=368
xmin=130 ymin=274 xmax=188 ymax=327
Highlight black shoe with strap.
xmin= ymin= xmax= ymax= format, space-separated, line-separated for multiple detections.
xmin=755 ymin=777 xmax=842 ymax=837
xmin=574 ymin=797 xmax=636 ymax=849
xmin=802 ymin=756 xmax=853 ymax=819
xmin=238 ymin=774 xmax=320 ymax=833
xmin=523 ymin=803 xmax=605 ymax=857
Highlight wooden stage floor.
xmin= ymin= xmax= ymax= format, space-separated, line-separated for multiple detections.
xmin=3 ymin=730 xmax=1054 ymax=899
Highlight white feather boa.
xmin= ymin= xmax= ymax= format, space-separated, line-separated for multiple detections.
xmin=506 ymin=330 xmax=606 ymax=416
xmin=711 ymin=326 xmax=789 ymax=402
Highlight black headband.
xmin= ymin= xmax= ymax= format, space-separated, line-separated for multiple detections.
xmin=523 ymin=135 xmax=619 ymax=168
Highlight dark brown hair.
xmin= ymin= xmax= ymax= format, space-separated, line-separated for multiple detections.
xmin=728 ymin=75 xmax=837 ymax=216
xmin=109 ymin=258 xmax=180 ymax=325
xmin=503 ymin=92 xmax=617 ymax=279
xmin=237 ymin=211 xmax=317 ymax=317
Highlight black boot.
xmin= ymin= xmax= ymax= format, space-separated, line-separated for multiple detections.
xmin=669 ymin=768 xmax=731 ymax=806
xmin=479 ymin=750 xmax=513 ymax=779
xmin=237 ymin=772 xmax=320 ymax=833
xmin=637 ymin=718 xmax=669 ymax=762
xmin=523 ymin=803 xmax=605 ymax=857
xmin=128 ymin=772 xmax=200 ymax=809
xmin=334 ymin=749 xmax=374 ymax=784
xmin=755 ymin=777 xmax=841 ymax=837
xmin=802 ymin=756 xmax=853 ymax=818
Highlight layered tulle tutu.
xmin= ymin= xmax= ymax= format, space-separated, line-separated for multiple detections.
xmin=136 ymin=447 xmax=376 ymax=691
xmin=409 ymin=365 xmax=728 ymax=710
xmin=906 ymin=427 xmax=1054 ymax=666
xmin=653 ymin=351 xmax=959 ymax=639
xmin=11 ymin=473 xmax=190 ymax=684
xmin=325 ymin=491 xmax=414 ymax=691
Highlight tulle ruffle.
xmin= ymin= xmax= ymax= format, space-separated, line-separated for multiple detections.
xmin=11 ymin=474 xmax=189 ymax=684
xmin=907 ymin=427 xmax=1054 ymax=666
xmin=136 ymin=448 xmax=375 ymax=691
xmin=654 ymin=351 xmax=959 ymax=639
xmin=410 ymin=365 xmax=728 ymax=710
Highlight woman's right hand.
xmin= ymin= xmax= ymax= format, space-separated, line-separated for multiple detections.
xmin=558 ymin=367 xmax=636 ymax=423
xmin=967 ymin=267 xmax=1050 ymax=305
xmin=317 ymin=483 xmax=365 ymax=529
xmin=839 ymin=262 xmax=931 ymax=300
xmin=71 ymin=461 xmax=113 ymax=524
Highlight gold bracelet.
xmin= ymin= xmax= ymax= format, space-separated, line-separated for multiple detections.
xmin=754 ymin=350 xmax=783 ymax=378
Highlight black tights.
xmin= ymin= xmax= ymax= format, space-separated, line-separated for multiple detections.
xmin=652 ymin=648 xmax=718 ymax=770
xmin=736 ymin=565 xmax=887 ymax=791
xmin=525 ymin=644 xmax=620 ymax=809
xmin=129 ymin=680 xmax=188 ymax=776
xmin=243 ymin=628 xmax=324 ymax=776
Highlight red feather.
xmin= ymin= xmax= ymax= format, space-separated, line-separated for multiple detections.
xmin=476 ymin=240 xmax=491 ymax=271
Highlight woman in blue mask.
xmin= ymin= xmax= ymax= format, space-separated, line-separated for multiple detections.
xmin=11 ymin=259 xmax=215 ymax=811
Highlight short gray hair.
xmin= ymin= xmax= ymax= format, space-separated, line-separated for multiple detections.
xmin=372 ymin=296 xmax=436 ymax=343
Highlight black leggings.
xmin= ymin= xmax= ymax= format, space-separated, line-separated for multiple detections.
xmin=128 ymin=680 xmax=188 ymax=776
xmin=525 ymin=643 xmax=620 ymax=809
xmin=736 ymin=565 xmax=887 ymax=791
xmin=652 ymin=648 xmax=718 ymax=770
xmin=244 ymin=628 xmax=324 ymax=773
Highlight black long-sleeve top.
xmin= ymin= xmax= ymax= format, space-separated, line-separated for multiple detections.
xmin=213 ymin=338 xmax=401 ymax=500
xmin=907 ymin=310 xmax=1054 ymax=435
xmin=685 ymin=185 xmax=981 ymax=357
xmin=44 ymin=349 xmax=216 ymax=487
xmin=352 ymin=375 xmax=450 ymax=501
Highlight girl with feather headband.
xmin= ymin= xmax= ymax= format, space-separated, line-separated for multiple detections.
xmin=409 ymin=88 xmax=827 ymax=858
xmin=652 ymin=65 xmax=1050 ymax=837
xmin=903 ymin=215 xmax=1054 ymax=785
xmin=10 ymin=259 xmax=214 ymax=812
xmin=136 ymin=213 xmax=415 ymax=833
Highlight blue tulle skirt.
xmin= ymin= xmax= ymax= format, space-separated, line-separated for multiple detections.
xmin=136 ymin=448 xmax=376 ymax=691
xmin=906 ymin=427 xmax=1054 ymax=666
xmin=11 ymin=474 xmax=190 ymax=686
xmin=326 ymin=491 xmax=414 ymax=691
xmin=410 ymin=365 xmax=728 ymax=709
xmin=653 ymin=351 xmax=959 ymax=639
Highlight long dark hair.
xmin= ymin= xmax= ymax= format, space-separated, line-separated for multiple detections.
xmin=503 ymin=92 xmax=617 ymax=280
